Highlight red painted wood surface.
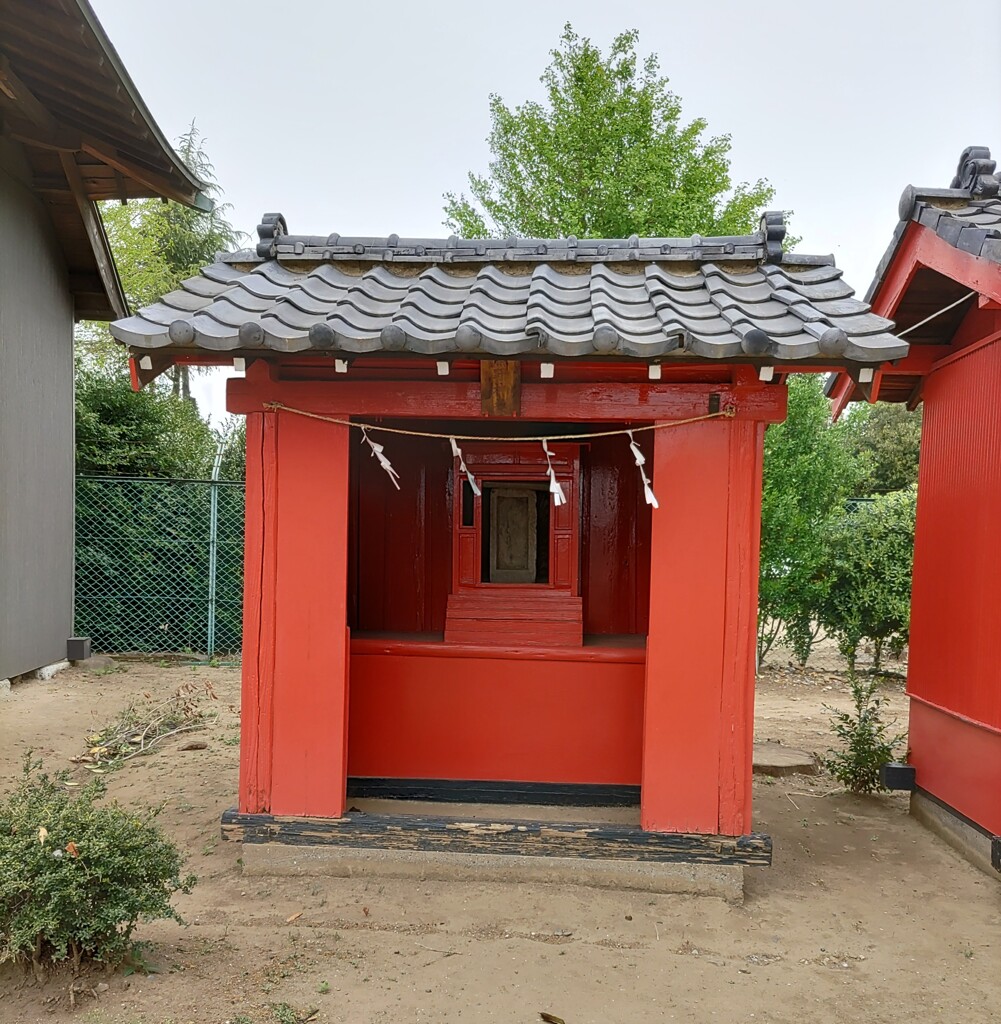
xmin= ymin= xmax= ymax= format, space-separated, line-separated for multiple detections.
xmin=269 ymin=411 xmax=351 ymax=817
xmin=908 ymin=699 xmax=1001 ymax=836
xmin=271 ymin=357 xmax=740 ymax=385
xmin=348 ymin=431 xmax=653 ymax=638
xmin=642 ymin=420 xmax=731 ymax=833
xmin=871 ymin=222 xmax=1001 ymax=313
xmin=448 ymin=442 xmax=581 ymax=593
xmin=238 ymin=411 xmax=277 ymax=813
xmin=908 ymin=336 xmax=1001 ymax=733
xmin=584 ymin=435 xmax=652 ymax=635
xmin=445 ymin=592 xmax=584 ymax=646
xmin=349 ymin=434 xmax=452 ymax=634
xmin=348 ymin=645 xmax=644 ymax=784
xmin=444 ymin=441 xmax=583 ymax=645
xmin=718 ymin=420 xmax=765 ymax=835
xmin=239 ymin=409 xmax=352 ymax=817
xmin=228 ymin=374 xmax=787 ymax=423
xmin=233 ymin=360 xmax=774 ymax=834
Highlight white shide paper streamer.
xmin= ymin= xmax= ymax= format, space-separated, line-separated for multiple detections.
xmin=541 ymin=439 xmax=567 ymax=506
xmin=360 ymin=427 xmax=401 ymax=490
xmin=627 ymin=430 xmax=659 ymax=508
xmin=449 ymin=437 xmax=481 ymax=496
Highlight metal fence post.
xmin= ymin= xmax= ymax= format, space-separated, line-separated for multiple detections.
xmin=206 ymin=443 xmax=226 ymax=657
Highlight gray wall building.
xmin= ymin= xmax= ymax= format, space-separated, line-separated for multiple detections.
xmin=0 ymin=0 xmax=206 ymax=679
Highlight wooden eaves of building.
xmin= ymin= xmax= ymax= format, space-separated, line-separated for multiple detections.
xmin=830 ymin=147 xmax=1001 ymax=876
xmin=0 ymin=0 xmax=206 ymax=680
xmin=111 ymin=211 xmax=906 ymax=884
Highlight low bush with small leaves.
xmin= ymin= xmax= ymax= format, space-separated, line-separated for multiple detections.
xmin=0 ymin=755 xmax=195 ymax=972
xmin=824 ymin=674 xmax=905 ymax=794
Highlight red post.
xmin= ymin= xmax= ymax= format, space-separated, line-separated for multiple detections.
xmin=238 ymin=405 xmax=351 ymax=817
xmin=238 ymin=409 xmax=277 ymax=813
xmin=641 ymin=418 xmax=763 ymax=835
xmin=718 ymin=419 xmax=764 ymax=835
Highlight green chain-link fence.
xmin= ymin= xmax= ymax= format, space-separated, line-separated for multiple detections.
xmin=75 ymin=476 xmax=245 ymax=655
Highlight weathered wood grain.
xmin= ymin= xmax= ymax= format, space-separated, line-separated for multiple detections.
xmin=220 ymin=809 xmax=772 ymax=866
xmin=480 ymin=359 xmax=521 ymax=417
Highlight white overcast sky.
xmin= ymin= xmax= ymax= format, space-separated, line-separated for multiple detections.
xmin=90 ymin=0 xmax=1001 ymax=422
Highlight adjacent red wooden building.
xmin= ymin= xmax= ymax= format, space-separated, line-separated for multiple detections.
xmin=831 ymin=147 xmax=1001 ymax=872
xmin=113 ymin=213 xmax=902 ymax=872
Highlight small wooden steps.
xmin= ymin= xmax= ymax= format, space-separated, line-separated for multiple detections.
xmin=445 ymin=589 xmax=583 ymax=646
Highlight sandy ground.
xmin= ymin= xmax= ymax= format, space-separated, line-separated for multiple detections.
xmin=0 ymin=649 xmax=998 ymax=1024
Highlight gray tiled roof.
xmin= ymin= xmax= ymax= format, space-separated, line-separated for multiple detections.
xmin=867 ymin=146 xmax=1001 ymax=302
xmin=111 ymin=212 xmax=905 ymax=364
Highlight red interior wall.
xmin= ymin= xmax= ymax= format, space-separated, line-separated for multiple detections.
xmin=583 ymin=435 xmax=652 ymax=634
xmin=349 ymin=435 xmax=453 ymax=633
xmin=347 ymin=428 xmax=652 ymax=635
xmin=348 ymin=646 xmax=644 ymax=783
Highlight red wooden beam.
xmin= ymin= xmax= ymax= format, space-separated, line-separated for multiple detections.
xmin=227 ymin=375 xmax=787 ymax=423
xmin=881 ymin=346 xmax=952 ymax=373
xmin=870 ymin=222 xmax=1001 ymax=316
xmin=929 ymin=327 xmax=1001 ymax=374
xmin=829 ymin=371 xmax=855 ymax=421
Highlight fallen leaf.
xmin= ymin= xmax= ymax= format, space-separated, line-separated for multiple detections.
xmin=362 ymin=906 xmax=370 ymax=918
xmin=38 ymin=827 xmax=48 ymax=844
xmin=286 ymin=911 xmax=303 ymax=924
xmin=540 ymin=1014 xmax=566 ymax=1024
xmin=66 ymin=842 xmax=79 ymax=858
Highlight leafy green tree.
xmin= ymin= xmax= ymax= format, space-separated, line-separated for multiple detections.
xmin=77 ymin=123 xmax=242 ymax=399
xmin=75 ymin=363 xmax=216 ymax=478
xmin=845 ymin=402 xmax=923 ymax=495
xmin=217 ymin=416 xmax=246 ymax=481
xmin=816 ymin=488 xmax=917 ymax=671
xmin=444 ymin=25 xmax=776 ymax=239
xmin=758 ymin=376 xmax=865 ymax=664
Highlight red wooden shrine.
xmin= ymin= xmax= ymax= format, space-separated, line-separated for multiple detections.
xmin=112 ymin=211 xmax=904 ymax=869
xmin=227 ymin=361 xmax=781 ymax=834
xmin=832 ymin=148 xmax=1001 ymax=865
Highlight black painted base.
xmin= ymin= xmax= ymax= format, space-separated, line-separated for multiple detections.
xmin=346 ymin=776 xmax=641 ymax=807
xmin=221 ymin=808 xmax=772 ymax=866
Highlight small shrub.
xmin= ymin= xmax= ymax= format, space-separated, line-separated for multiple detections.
xmin=0 ymin=754 xmax=195 ymax=972
xmin=824 ymin=674 xmax=904 ymax=794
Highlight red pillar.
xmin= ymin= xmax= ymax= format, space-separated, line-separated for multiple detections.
xmin=641 ymin=418 xmax=763 ymax=835
xmin=239 ymin=406 xmax=351 ymax=817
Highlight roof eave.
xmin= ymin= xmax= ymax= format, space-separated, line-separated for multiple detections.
xmin=72 ymin=0 xmax=209 ymax=209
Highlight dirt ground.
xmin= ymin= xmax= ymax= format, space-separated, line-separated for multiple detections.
xmin=0 ymin=649 xmax=998 ymax=1024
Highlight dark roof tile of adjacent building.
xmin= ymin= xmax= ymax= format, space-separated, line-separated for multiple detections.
xmin=111 ymin=212 xmax=906 ymax=365
xmin=867 ymin=146 xmax=1001 ymax=302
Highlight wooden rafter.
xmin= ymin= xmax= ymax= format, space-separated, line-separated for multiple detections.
xmin=80 ymin=138 xmax=211 ymax=209
xmin=58 ymin=150 xmax=126 ymax=319
xmin=0 ymin=53 xmax=55 ymax=129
